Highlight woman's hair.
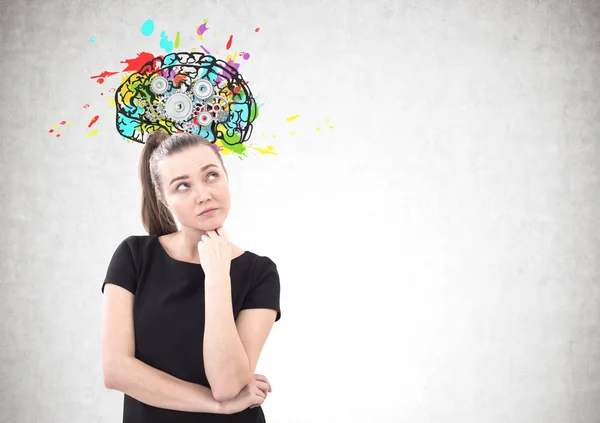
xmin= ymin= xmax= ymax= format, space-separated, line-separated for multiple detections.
xmin=139 ymin=131 xmax=227 ymax=236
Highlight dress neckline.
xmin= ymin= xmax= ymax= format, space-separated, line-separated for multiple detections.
xmin=154 ymin=235 xmax=248 ymax=266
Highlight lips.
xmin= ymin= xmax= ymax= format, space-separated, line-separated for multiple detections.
xmin=199 ymin=208 xmax=218 ymax=215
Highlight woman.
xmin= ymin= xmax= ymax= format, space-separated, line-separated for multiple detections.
xmin=101 ymin=130 xmax=282 ymax=422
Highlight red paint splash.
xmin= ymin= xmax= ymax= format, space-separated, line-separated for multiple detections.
xmin=49 ymin=129 xmax=54 ymax=133
xmin=60 ymin=121 xmax=67 ymax=125
xmin=120 ymin=52 xmax=157 ymax=72
xmin=83 ymin=104 xmax=90 ymax=108
xmin=226 ymin=35 xmax=233 ymax=50
xmin=90 ymin=70 xmax=119 ymax=84
xmin=255 ymin=28 xmax=260 ymax=32
xmin=88 ymin=115 xmax=99 ymax=128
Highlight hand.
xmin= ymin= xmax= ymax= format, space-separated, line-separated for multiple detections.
xmin=197 ymin=225 xmax=232 ymax=278
xmin=218 ymin=374 xmax=272 ymax=415
xmin=249 ymin=374 xmax=272 ymax=409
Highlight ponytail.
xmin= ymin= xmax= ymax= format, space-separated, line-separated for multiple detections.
xmin=139 ymin=131 xmax=177 ymax=236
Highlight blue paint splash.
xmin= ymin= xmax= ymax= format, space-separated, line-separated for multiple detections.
xmin=141 ymin=19 xmax=154 ymax=36
xmin=160 ymin=31 xmax=174 ymax=53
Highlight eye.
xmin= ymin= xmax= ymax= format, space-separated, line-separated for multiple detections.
xmin=175 ymin=172 xmax=218 ymax=191
xmin=176 ymin=182 xmax=190 ymax=191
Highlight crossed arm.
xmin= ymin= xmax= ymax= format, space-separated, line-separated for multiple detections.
xmin=203 ymin=274 xmax=277 ymax=401
xmin=101 ymin=281 xmax=277 ymax=412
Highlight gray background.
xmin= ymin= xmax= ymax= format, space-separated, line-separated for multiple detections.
xmin=1 ymin=0 xmax=599 ymax=421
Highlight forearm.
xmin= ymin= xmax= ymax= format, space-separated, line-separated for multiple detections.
xmin=204 ymin=275 xmax=251 ymax=400
xmin=105 ymin=356 xmax=222 ymax=414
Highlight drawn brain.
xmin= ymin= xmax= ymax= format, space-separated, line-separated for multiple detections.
xmin=115 ymin=52 xmax=258 ymax=145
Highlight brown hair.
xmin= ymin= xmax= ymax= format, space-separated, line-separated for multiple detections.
xmin=138 ymin=131 xmax=228 ymax=236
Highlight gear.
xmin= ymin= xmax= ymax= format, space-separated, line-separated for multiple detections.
xmin=192 ymin=79 xmax=213 ymax=100
xmin=150 ymin=76 xmax=169 ymax=94
xmin=164 ymin=93 xmax=194 ymax=122
xmin=197 ymin=111 xmax=213 ymax=127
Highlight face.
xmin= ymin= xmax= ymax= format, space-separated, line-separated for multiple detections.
xmin=158 ymin=144 xmax=230 ymax=232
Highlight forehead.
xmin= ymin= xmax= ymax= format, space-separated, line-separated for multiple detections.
xmin=161 ymin=144 xmax=220 ymax=176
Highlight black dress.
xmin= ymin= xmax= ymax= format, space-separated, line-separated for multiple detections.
xmin=101 ymin=235 xmax=281 ymax=423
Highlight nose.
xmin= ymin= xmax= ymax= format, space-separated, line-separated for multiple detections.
xmin=194 ymin=186 xmax=211 ymax=204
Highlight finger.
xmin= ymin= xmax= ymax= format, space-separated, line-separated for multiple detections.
xmin=255 ymin=380 xmax=268 ymax=393
xmin=254 ymin=374 xmax=272 ymax=392
xmin=255 ymin=374 xmax=272 ymax=392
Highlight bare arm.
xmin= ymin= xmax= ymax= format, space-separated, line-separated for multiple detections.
xmin=203 ymin=275 xmax=252 ymax=401
xmin=102 ymin=283 xmax=222 ymax=413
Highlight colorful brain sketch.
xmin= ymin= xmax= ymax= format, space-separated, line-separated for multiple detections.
xmin=114 ymin=52 xmax=258 ymax=145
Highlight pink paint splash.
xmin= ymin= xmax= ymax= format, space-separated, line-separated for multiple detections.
xmin=200 ymin=45 xmax=210 ymax=54
xmin=197 ymin=23 xmax=209 ymax=37
xmin=226 ymin=59 xmax=240 ymax=72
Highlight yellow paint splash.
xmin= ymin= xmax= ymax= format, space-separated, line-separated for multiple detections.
xmin=87 ymin=129 xmax=99 ymax=137
xmin=286 ymin=114 xmax=300 ymax=122
xmin=250 ymin=145 xmax=277 ymax=155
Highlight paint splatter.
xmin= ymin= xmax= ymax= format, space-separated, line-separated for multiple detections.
xmin=196 ymin=22 xmax=209 ymax=39
xmin=120 ymin=52 xmax=156 ymax=72
xmin=83 ymin=104 xmax=90 ymax=108
xmin=87 ymin=130 xmax=99 ymax=137
xmin=90 ymin=36 xmax=96 ymax=42
xmin=141 ymin=19 xmax=154 ymax=36
xmin=255 ymin=28 xmax=260 ymax=32
xmin=226 ymin=59 xmax=240 ymax=72
xmin=286 ymin=114 xmax=300 ymax=122
xmin=200 ymin=45 xmax=210 ymax=54
xmin=160 ymin=31 xmax=174 ymax=53
xmin=243 ymin=52 xmax=250 ymax=60
xmin=226 ymin=35 xmax=233 ymax=50
xmin=90 ymin=70 xmax=119 ymax=84
xmin=48 ymin=120 xmax=69 ymax=137
xmin=174 ymin=31 xmax=180 ymax=49
xmin=88 ymin=115 xmax=99 ymax=128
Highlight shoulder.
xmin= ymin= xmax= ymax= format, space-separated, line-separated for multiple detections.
xmin=246 ymin=252 xmax=278 ymax=279
xmin=114 ymin=234 xmax=156 ymax=258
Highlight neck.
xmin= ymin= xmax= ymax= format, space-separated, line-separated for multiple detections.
xmin=173 ymin=228 xmax=208 ymax=259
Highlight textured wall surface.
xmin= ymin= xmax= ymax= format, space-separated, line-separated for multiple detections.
xmin=0 ymin=0 xmax=598 ymax=421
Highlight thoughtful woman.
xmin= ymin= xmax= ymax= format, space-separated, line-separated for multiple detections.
xmin=101 ymin=130 xmax=282 ymax=422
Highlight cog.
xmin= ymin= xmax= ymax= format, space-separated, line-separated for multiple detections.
xmin=150 ymin=76 xmax=169 ymax=94
xmin=192 ymin=79 xmax=213 ymax=100
xmin=164 ymin=93 xmax=194 ymax=123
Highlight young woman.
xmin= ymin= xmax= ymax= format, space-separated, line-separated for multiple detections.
xmin=101 ymin=130 xmax=282 ymax=422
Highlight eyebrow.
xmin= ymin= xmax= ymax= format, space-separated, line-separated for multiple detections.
xmin=169 ymin=164 xmax=219 ymax=186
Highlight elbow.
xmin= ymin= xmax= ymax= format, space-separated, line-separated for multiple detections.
xmin=102 ymin=358 xmax=124 ymax=390
xmin=212 ymin=389 xmax=235 ymax=403
xmin=211 ymin=373 xmax=252 ymax=402
xmin=212 ymin=383 xmax=242 ymax=402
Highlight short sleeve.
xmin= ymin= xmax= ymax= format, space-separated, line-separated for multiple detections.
xmin=101 ymin=236 xmax=138 ymax=295
xmin=241 ymin=256 xmax=281 ymax=322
